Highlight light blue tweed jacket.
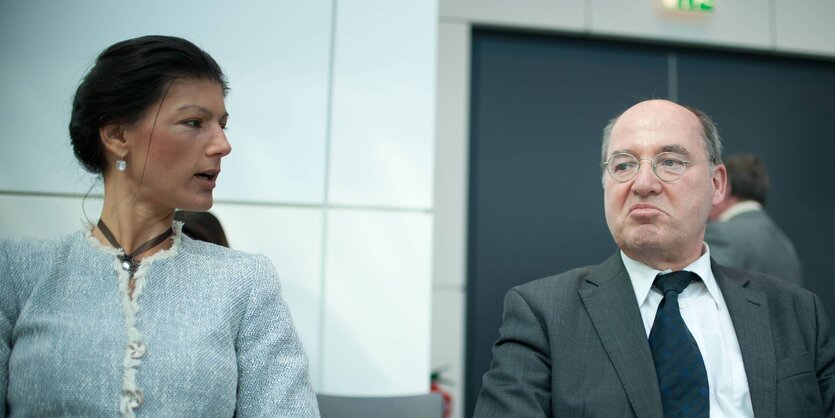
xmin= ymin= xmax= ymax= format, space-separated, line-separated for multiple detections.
xmin=0 ymin=224 xmax=320 ymax=417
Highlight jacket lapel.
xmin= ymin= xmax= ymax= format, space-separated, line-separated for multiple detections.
xmin=713 ymin=262 xmax=776 ymax=418
xmin=580 ymin=253 xmax=663 ymax=418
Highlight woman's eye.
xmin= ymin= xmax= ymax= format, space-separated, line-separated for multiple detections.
xmin=184 ymin=120 xmax=202 ymax=128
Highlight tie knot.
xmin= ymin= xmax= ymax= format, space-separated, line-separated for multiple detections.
xmin=653 ymin=270 xmax=698 ymax=295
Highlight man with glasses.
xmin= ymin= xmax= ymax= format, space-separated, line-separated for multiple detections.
xmin=474 ymin=100 xmax=835 ymax=417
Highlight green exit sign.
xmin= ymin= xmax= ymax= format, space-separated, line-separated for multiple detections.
xmin=663 ymin=0 xmax=714 ymax=12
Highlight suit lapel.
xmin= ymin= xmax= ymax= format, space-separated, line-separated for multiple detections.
xmin=713 ymin=262 xmax=776 ymax=418
xmin=580 ymin=253 xmax=663 ymax=418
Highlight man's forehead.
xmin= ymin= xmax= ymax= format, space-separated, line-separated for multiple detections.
xmin=621 ymin=99 xmax=692 ymax=116
xmin=608 ymin=102 xmax=703 ymax=153
xmin=614 ymin=101 xmax=700 ymax=131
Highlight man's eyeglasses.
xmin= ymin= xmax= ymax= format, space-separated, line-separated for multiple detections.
xmin=603 ymin=152 xmax=694 ymax=183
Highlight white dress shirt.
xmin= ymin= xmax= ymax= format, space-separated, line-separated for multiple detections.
xmin=621 ymin=245 xmax=754 ymax=418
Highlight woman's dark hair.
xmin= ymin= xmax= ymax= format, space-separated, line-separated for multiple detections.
xmin=70 ymin=35 xmax=228 ymax=173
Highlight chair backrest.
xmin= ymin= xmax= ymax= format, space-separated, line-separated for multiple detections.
xmin=316 ymin=393 xmax=444 ymax=418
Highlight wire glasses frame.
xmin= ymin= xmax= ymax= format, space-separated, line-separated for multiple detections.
xmin=603 ymin=152 xmax=694 ymax=183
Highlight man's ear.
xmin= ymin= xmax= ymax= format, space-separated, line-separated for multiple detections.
xmin=99 ymin=123 xmax=129 ymax=158
xmin=711 ymin=163 xmax=728 ymax=206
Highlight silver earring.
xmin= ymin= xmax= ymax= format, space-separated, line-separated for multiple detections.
xmin=116 ymin=154 xmax=127 ymax=171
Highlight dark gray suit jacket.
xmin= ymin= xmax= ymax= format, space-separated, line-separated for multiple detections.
xmin=705 ymin=208 xmax=803 ymax=286
xmin=473 ymin=253 xmax=835 ymax=417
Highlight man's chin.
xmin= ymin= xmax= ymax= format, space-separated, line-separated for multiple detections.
xmin=621 ymin=232 xmax=665 ymax=254
xmin=625 ymin=223 xmax=662 ymax=239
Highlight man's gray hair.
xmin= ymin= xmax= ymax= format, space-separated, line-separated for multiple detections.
xmin=600 ymin=104 xmax=723 ymax=170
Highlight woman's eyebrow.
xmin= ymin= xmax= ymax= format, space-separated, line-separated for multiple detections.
xmin=175 ymin=104 xmax=228 ymax=120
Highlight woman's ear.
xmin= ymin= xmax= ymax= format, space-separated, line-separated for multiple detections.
xmin=99 ymin=123 xmax=129 ymax=157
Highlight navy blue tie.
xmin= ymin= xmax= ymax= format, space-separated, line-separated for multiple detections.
xmin=648 ymin=271 xmax=709 ymax=417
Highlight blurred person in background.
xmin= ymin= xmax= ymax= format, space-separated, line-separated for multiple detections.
xmin=174 ymin=210 xmax=229 ymax=247
xmin=705 ymin=154 xmax=803 ymax=286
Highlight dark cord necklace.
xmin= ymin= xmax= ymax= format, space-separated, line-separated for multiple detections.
xmin=97 ymin=219 xmax=174 ymax=276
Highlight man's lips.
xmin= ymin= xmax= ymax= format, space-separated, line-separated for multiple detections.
xmin=629 ymin=203 xmax=663 ymax=216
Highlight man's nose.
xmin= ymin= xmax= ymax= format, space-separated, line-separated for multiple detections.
xmin=631 ymin=160 xmax=662 ymax=194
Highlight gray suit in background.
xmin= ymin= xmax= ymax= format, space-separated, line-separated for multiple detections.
xmin=473 ymin=253 xmax=835 ymax=418
xmin=705 ymin=208 xmax=803 ymax=286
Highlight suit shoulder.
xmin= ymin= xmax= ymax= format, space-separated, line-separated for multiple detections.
xmin=513 ymin=265 xmax=597 ymax=297
xmin=716 ymin=263 xmax=811 ymax=300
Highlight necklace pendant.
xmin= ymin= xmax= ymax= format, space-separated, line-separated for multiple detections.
xmin=97 ymin=219 xmax=173 ymax=277
xmin=121 ymin=258 xmax=132 ymax=272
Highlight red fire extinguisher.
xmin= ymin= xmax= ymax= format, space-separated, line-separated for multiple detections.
xmin=431 ymin=370 xmax=453 ymax=418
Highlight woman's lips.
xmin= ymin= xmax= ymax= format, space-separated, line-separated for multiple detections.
xmin=194 ymin=171 xmax=218 ymax=188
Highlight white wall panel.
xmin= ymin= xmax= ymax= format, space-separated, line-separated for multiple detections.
xmin=0 ymin=2 xmax=100 ymax=194
xmin=433 ymin=22 xmax=469 ymax=289
xmin=211 ymin=1 xmax=332 ymax=204
xmin=328 ymin=0 xmax=437 ymax=209
xmin=431 ymin=288 xmax=465 ymax=418
xmin=209 ymin=203 xmax=324 ymax=388
xmin=432 ymin=23 xmax=469 ymax=418
xmin=321 ymin=209 xmax=432 ymax=395
xmin=775 ymin=0 xmax=835 ymax=56
xmin=440 ymin=0 xmax=584 ymax=31
xmin=590 ymin=0 xmax=771 ymax=49
xmin=0 ymin=0 xmax=332 ymax=204
xmin=0 ymin=194 xmax=103 ymax=239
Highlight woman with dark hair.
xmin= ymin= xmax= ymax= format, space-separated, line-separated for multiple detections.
xmin=0 ymin=36 xmax=319 ymax=417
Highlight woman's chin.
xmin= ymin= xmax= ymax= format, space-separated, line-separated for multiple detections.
xmin=178 ymin=199 xmax=213 ymax=212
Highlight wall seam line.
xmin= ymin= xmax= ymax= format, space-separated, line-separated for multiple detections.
xmin=317 ymin=0 xmax=339 ymax=390
xmin=668 ymin=53 xmax=678 ymax=102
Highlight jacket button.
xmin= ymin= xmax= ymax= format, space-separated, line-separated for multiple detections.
xmin=128 ymin=341 xmax=147 ymax=359
xmin=124 ymin=389 xmax=144 ymax=409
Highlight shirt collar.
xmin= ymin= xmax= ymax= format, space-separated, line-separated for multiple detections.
xmin=718 ymin=200 xmax=762 ymax=222
xmin=621 ymin=243 xmax=723 ymax=309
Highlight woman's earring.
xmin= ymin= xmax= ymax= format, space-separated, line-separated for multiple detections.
xmin=116 ymin=153 xmax=127 ymax=171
